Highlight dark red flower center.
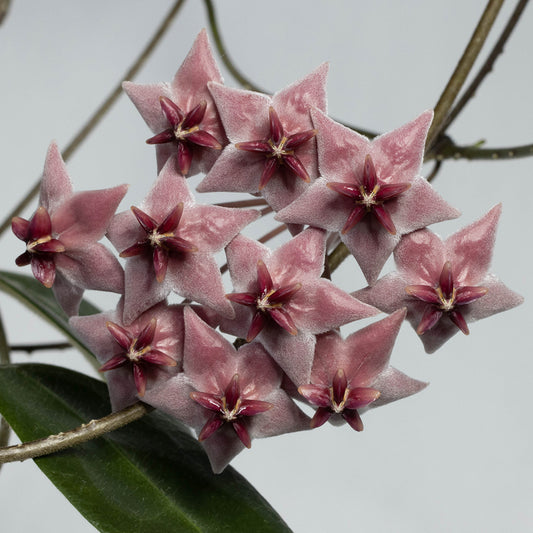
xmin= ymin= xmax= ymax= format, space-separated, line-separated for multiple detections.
xmin=327 ymin=153 xmax=411 ymax=235
xmin=235 ymin=106 xmax=316 ymax=190
xmin=120 ymin=204 xmax=197 ymax=283
xmin=226 ymin=260 xmax=302 ymax=341
xmin=99 ymin=318 xmax=177 ymax=397
xmin=146 ymin=96 xmax=222 ymax=175
xmin=405 ymin=260 xmax=488 ymax=335
xmin=299 ymin=368 xmax=380 ymax=431
xmin=12 ymin=206 xmax=65 ymax=288
xmin=190 ymin=374 xmax=272 ymax=448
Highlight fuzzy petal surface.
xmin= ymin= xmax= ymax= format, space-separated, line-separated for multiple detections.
xmin=277 ymin=109 xmax=459 ymax=284
xmin=122 ymin=29 xmax=225 ymax=175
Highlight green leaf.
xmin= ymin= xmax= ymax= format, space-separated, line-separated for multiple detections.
xmin=0 ymin=364 xmax=292 ymax=533
xmin=0 ymin=270 xmax=100 ymax=362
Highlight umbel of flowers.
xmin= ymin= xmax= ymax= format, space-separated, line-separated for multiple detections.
xmin=12 ymin=30 xmax=523 ymax=473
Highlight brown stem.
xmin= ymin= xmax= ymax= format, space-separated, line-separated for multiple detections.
xmin=215 ymin=198 xmax=267 ymax=208
xmin=10 ymin=342 xmax=72 ymax=353
xmin=426 ymin=0 xmax=504 ymax=152
xmin=0 ymin=402 xmax=152 ymax=464
xmin=0 ymin=0 xmax=187 ymax=237
xmin=442 ymin=0 xmax=530 ymax=132
xmin=436 ymin=141 xmax=533 ymax=161
xmin=327 ymin=242 xmax=350 ymax=274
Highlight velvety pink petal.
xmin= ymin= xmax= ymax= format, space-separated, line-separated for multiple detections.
xmin=179 ymin=204 xmax=259 ymax=252
xmin=272 ymin=63 xmax=328 ymax=131
xmin=171 ymin=29 xmax=223 ymax=115
xmin=122 ymin=255 xmax=171 ymax=325
xmin=339 ymin=309 xmax=406 ymax=386
xmin=446 ymin=204 xmax=501 ymax=285
xmin=208 ymin=82 xmax=271 ymax=142
xmin=145 ymin=160 xmax=195 ymax=212
xmin=55 ymin=242 xmax=124 ymax=294
xmin=353 ymin=272 xmax=410 ymax=315
xmin=52 ymin=185 xmax=128 ymax=245
xmin=309 ymin=331 xmax=346 ymax=386
xmin=225 ymin=234 xmax=271 ymax=292
xmin=387 ymin=177 xmax=461 ymax=235
xmin=122 ymin=81 xmax=173 ymax=133
xmin=311 ymin=108 xmax=370 ymax=182
xmin=166 ymin=252 xmax=234 ymax=318
xmin=341 ymin=216 xmax=401 ymax=285
xmin=260 ymin=329 xmax=317 ymax=386
xmin=369 ymin=367 xmax=428 ymax=408
xmin=269 ymin=227 xmax=327 ymax=283
xmin=52 ymin=272 xmax=84 ymax=317
xmin=370 ymin=110 xmax=433 ymax=184
xmin=197 ymin=145 xmax=267 ymax=193
xmin=39 ymin=142 xmax=73 ymax=214
xmin=275 ymin=178 xmax=351 ymax=231
xmin=182 ymin=307 xmax=236 ymax=393
xmin=289 ymin=279 xmax=379 ymax=333
xmin=393 ymin=228 xmax=446 ymax=285
xmin=459 ymin=274 xmax=523 ymax=322
xmin=107 ymin=210 xmax=145 ymax=253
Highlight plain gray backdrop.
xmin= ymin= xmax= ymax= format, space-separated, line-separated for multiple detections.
xmin=0 ymin=1 xmax=531 ymax=532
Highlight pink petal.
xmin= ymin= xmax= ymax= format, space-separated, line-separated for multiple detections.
xmin=345 ymin=387 xmax=381 ymax=409
xmin=342 ymin=409 xmax=364 ymax=431
xmin=39 ymin=142 xmax=74 ymax=213
xmin=298 ymin=384 xmax=330 ymax=408
xmin=11 ymin=216 xmax=30 ymax=240
xmin=186 ymin=130 xmax=222 ymax=150
xmin=190 ymin=391 xmax=223 ymax=412
xmin=284 ymin=129 xmax=317 ymax=150
xmin=310 ymin=407 xmax=331 ymax=428
xmin=237 ymin=399 xmax=273 ymax=417
xmin=31 ymin=255 xmax=56 ymax=288
xmin=405 ymin=284 xmax=440 ymax=304
xmin=159 ymin=96 xmax=184 ymax=127
xmin=232 ymin=420 xmax=252 ymax=448
xmin=269 ymin=307 xmax=298 ymax=335
xmin=417 ymin=306 xmax=443 ymax=335
xmin=246 ymin=311 xmax=267 ymax=342
xmin=258 ymin=158 xmax=279 ymax=190
xmin=257 ymin=259 xmax=273 ymax=293
xmin=455 ymin=285 xmax=488 ymax=305
xmin=99 ymin=354 xmax=128 ymax=372
xmin=106 ymin=321 xmax=132 ymax=350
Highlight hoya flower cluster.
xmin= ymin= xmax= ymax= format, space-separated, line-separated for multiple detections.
xmin=13 ymin=30 xmax=523 ymax=473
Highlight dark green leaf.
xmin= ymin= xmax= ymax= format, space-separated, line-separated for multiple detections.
xmin=0 ymin=364 xmax=291 ymax=533
xmin=0 ymin=270 xmax=100 ymax=362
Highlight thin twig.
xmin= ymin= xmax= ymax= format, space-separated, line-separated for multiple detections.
xmin=0 ymin=0 xmax=187 ymax=237
xmin=10 ymin=342 xmax=72 ymax=354
xmin=442 ymin=0 xmax=530 ymax=132
xmin=426 ymin=0 xmax=504 ymax=152
xmin=203 ymin=0 xmax=378 ymax=138
xmin=215 ymin=198 xmax=267 ymax=208
xmin=0 ymin=402 xmax=152 ymax=464
xmin=436 ymin=141 xmax=533 ymax=161
xmin=327 ymin=242 xmax=350 ymax=274
xmin=203 ymin=0 xmax=265 ymax=92
xmin=426 ymin=159 xmax=443 ymax=183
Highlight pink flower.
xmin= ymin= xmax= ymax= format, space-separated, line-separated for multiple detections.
xmin=69 ymin=300 xmax=185 ymax=410
xmin=11 ymin=142 xmax=126 ymax=315
xmin=107 ymin=159 xmax=259 ymax=324
xmin=143 ymin=307 xmax=309 ymax=473
xmin=221 ymin=227 xmax=378 ymax=385
xmin=123 ymin=29 xmax=225 ymax=175
xmin=299 ymin=309 xmax=427 ymax=430
xmin=276 ymin=109 xmax=460 ymax=284
xmin=197 ymin=64 xmax=328 ymax=216
xmin=354 ymin=205 xmax=524 ymax=353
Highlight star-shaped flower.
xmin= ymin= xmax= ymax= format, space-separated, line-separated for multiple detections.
xmin=107 ymin=159 xmax=259 ymax=324
xmin=275 ymin=109 xmax=460 ymax=284
xmin=143 ymin=307 xmax=309 ymax=473
xmin=69 ymin=299 xmax=185 ymax=410
xmin=220 ymin=227 xmax=378 ymax=385
xmin=11 ymin=142 xmax=127 ymax=315
xmin=299 ymin=309 xmax=427 ymax=430
xmin=354 ymin=205 xmax=524 ymax=353
xmin=197 ymin=64 xmax=328 ymax=216
xmin=123 ymin=29 xmax=225 ymax=175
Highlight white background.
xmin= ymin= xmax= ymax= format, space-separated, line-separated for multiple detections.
xmin=0 ymin=1 xmax=532 ymax=532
